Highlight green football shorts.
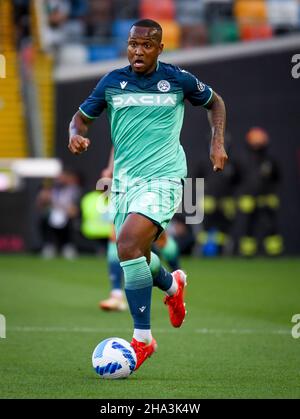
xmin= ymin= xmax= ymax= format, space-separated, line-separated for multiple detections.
xmin=110 ymin=179 xmax=183 ymax=238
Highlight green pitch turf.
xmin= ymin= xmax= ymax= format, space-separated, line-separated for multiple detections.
xmin=0 ymin=255 xmax=299 ymax=399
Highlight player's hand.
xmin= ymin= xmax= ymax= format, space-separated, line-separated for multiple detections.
xmin=68 ymin=135 xmax=90 ymax=155
xmin=210 ymin=141 xmax=228 ymax=172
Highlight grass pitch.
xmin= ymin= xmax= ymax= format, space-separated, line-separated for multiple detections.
xmin=0 ymin=255 xmax=299 ymax=399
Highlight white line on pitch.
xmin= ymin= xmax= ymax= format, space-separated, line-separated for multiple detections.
xmin=7 ymin=326 xmax=290 ymax=335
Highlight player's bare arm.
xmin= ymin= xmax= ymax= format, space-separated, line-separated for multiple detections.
xmin=68 ymin=111 xmax=92 ymax=155
xmin=206 ymin=92 xmax=228 ymax=172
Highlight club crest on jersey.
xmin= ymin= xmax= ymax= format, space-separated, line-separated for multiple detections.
xmin=197 ymin=79 xmax=205 ymax=92
xmin=157 ymin=80 xmax=171 ymax=92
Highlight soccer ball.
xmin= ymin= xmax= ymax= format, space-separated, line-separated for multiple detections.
xmin=92 ymin=337 xmax=137 ymax=379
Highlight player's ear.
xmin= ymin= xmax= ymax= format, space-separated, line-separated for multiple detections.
xmin=158 ymin=43 xmax=164 ymax=55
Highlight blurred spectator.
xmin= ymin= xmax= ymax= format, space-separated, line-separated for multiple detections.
xmin=195 ymin=139 xmax=240 ymax=256
xmin=43 ymin=0 xmax=87 ymax=52
xmin=44 ymin=0 xmax=71 ymax=49
xmin=84 ymin=0 xmax=112 ymax=40
xmin=36 ymin=169 xmax=82 ymax=259
xmin=233 ymin=127 xmax=283 ymax=257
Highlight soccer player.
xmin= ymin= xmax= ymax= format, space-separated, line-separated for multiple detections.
xmin=68 ymin=19 xmax=227 ymax=370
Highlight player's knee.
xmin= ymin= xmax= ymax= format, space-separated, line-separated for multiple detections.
xmin=117 ymin=236 xmax=143 ymax=261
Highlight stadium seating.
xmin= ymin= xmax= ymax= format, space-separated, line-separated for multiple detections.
xmin=88 ymin=45 xmax=120 ymax=62
xmin=58 ymin=44 xmax=88 ymax=65
xmin=22 ymin=0 xmax=300 ymax=67
xmin=234 ymin=0 xmax=268 ymax=24
xmin=112 ymin=19 xmax=136 ymax=53
xmin=113 ymin=0 xmax=139 ymax=20
xmin=239 ymin=22 xmax=273 ymax=41
xmin=209 ymin=19 xmax=240 ymax=44
xmin=31 ymin=3 xmax=55 ymax=157
xmin=139 ymin=0 xmax=176 ymax=21
xmin=33 ymin=53 xmax=55 ymax=156
xmin=267 ymin=0 xmax=299 ymax=33
xmin=175 ymin=0 xmax=204 ymax=25
xmin=204 ymin=0 xmax=234 ymax=23
xmin=159 ymin=20 xmax=181 ymax=50
xmin=180 ymin=24 xmax=207 ymax=48
xmin=234 ymin=1 xmax=274 ymax=42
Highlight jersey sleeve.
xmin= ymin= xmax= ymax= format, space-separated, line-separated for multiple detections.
xmin=177 ymin=68 xmax=213 ymax=108
xmin=79 ymin=73 xmax=109 ymax=119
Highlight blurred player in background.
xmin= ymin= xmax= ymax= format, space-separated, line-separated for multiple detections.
xmin=68 ymin=19 xmax=227 ymax=371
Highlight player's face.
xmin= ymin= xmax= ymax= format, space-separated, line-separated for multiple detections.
xmin=127 ymin=26 xmax=163 ymax=74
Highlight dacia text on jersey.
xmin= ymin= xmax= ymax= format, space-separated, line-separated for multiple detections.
xmin=111 ymin=93 xmax=177 ymax=108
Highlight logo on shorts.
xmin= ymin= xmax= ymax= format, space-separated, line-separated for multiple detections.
xmin=157 ymin=80 xmax=171 ymax=92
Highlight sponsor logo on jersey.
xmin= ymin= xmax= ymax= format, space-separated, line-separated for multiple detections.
xmin=111 ymin=93 xmax=177 ymax=108
xmin=120 ymin=81 xmax=128 ymax=89
xmin=157 ymin=80 xmax=171 ymax=92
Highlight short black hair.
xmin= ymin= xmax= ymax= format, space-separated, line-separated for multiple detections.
xmin=131 ymin=19 xmax=162 ymax=41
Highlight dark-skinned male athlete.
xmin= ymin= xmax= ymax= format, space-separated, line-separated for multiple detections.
xmin=68 ymin=19 xmax=227 ymax=372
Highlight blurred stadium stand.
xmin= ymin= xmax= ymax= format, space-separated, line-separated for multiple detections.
xmin=8 ymin=0 xmax=300 ymax=63
xmin=0 ymin=0 xmax=28 ymax=157
xmin=0 ymin=0 xmax=300 ymax=255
